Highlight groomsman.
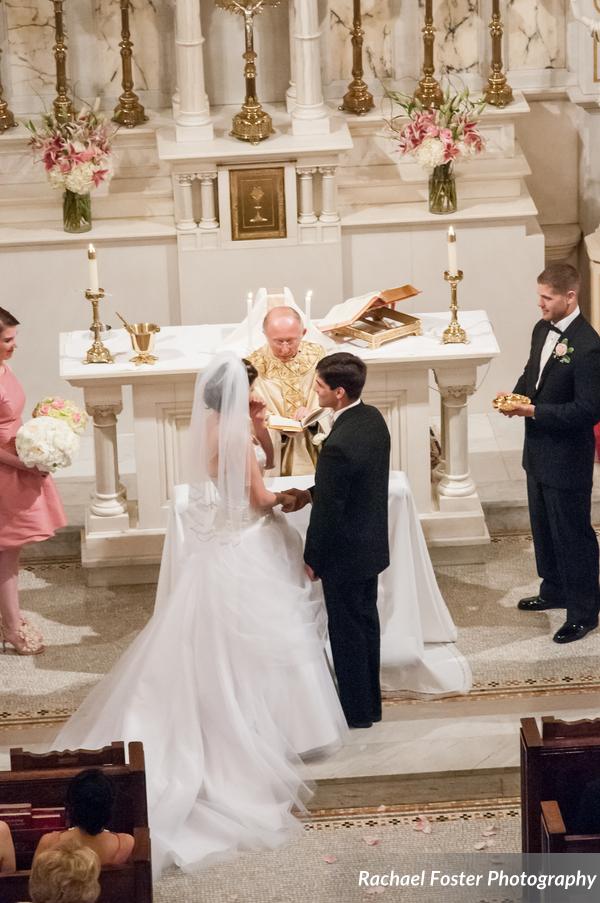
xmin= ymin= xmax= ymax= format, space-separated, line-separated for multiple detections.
xmin=285 ymin=353 xmax=390 ymax=727
xmin=500 ymin=263 xmax=600 ymax=643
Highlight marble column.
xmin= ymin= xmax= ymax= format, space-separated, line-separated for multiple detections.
xmin=198 ymin=171 xmax=218 ymax=230
xmin=318 ymin=165 xmax=339 ymax=223
xmin=296 ymin=166 xmax=317 ymax=223
xmin=174 ymin=0 xmax=213 ymax=141
xmin=86 ymin=403 xmax=129 ymax=522
xmin=435 ymin=384 xmax=476 ymax=498
xmin=286 ymin=2 xmax=297 ymax=113
xmin=176 ymin=174 xmax=197 ymax=231
xmin=291 ymin=0 xmax=331 ymax=135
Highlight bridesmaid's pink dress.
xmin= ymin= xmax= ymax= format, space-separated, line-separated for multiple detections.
xmin=0 ymin=366 xmax=67 ymax=550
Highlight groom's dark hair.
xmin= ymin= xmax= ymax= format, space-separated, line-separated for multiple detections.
xmin=317 ymin=352 xmax=366 ymax=401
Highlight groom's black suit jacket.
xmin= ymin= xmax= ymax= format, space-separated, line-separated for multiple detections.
xmin=514 ymin=313 xmax=600 ymax=492
xmin=304 ymin=402 xmax=390 ymax=581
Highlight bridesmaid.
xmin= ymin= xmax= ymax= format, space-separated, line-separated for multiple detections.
xmin=0 ymin=307 xmax=67 ymax=654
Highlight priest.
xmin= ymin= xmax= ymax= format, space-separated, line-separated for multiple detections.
xmin=248 ymin=306 xmax=329 ymax=475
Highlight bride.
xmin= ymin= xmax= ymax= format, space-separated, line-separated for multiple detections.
xmin=53 ymin=352 xmax=346 ymax=876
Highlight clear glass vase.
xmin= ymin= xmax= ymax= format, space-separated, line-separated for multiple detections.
xmin=63 ymin=189 xmax=92 ymax=233
xmin=428 ymin=163 xmax=457 ymax=215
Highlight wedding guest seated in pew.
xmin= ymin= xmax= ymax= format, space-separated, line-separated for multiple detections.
xmin=34 ymin=769 xmax=134 ymax=867
xmin=28 ymin=835 xmax=100 ymax=903
xmin=0 ymin=818 xmax=16 ymax=872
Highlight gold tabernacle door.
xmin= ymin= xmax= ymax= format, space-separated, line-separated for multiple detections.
xmin=319 ymin=285 xmax=421 ymax=349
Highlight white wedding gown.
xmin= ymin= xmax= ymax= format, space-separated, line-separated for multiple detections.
xmin=53 ymin=443 xmax=346 ymax=876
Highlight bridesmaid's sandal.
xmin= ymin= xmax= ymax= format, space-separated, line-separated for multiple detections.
xmin=0 ymin=617 xmax=45 ymax=655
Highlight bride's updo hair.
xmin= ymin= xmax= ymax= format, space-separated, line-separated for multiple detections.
xmin=204 ymin=358 xmax=257 ymax=412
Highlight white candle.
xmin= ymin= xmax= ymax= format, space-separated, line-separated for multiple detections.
xmin=447 ymin=226 xmax=458 ymax=276
xmin=304 ymin=289 xmax=312 ymax=325
xmin=87 ymin=244 xmax=99 ymax=293
xmin=246 ymin=291 xmax=253 ymax=348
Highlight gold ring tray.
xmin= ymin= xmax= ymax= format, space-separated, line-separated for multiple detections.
xmin=492 ymin=393 xmax=531 ymax=412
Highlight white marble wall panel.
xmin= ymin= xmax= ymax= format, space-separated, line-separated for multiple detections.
xmin=507 ymin=0 xmax=566 ymax=70
xmin=4 ymin=0 xmax=55 ymax=104
xmin=431 ymin=0 xmax=480 ymax=75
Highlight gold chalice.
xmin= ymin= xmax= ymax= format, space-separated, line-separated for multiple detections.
xmin=129 ymin=323 xmax=160 ymax=365
xmin=492 ymin=392 xmax=531 ymax=413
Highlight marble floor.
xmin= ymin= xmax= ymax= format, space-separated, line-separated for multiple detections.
xmin=2 ymin=687 xmax=598 ymax=809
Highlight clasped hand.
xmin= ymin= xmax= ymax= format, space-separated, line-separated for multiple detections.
xmin=279 ymin=487 xmax=312 ymax=513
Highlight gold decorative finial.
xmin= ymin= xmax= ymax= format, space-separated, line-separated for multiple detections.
xmin=340 ymin=0 xmax=374 ymax=116
xmin=51 ymin=1 xmax=74 ymax=123
xmin=484 ymin=0 xmax=513 ymax=107
xmin=414 ymin=0 xmax=443 ymax=109
xmin=113 ymin=0 xmax=148 ymax=128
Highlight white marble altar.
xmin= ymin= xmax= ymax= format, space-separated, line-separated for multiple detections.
xmin=59 ymin=311 xmax=499 ymax=584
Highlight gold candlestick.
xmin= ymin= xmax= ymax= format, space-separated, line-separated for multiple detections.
xmin=51 ymin=1 xmax=74 ymax=123
xmin=0 ymin=50 xmax=16 ymax=132
xmin=113 ymin=0 xmax=148 ymax=128
xmin=84 ymin=289 xmax=114 ymax=364
xmin=484 ymin=0 xmax=513 ymax=107
xmin=414 ymin=0 xmax=443 ymax=109
xmin=216 ymin=0 xmax=279 ymax=144
xmin=442 ymin=271 xmax=468 ymax=344
xmin=340 ymin=0 xmax=374 ymax=115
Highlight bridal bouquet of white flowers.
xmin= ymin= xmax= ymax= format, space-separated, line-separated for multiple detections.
xmin=16 ymin=417 xmax=80 ymax=473
xmin=16 ymin=397 xmax=87 ymax=472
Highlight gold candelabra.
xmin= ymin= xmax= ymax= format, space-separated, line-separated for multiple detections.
xmin=414 ymin=0 xmax=443 ymax=109
xmin=113 ymin=0 xmax=148 ymax=128
xmin=0 ymin=49 xmax=15 ymax=132
xmin=340 ymin=0 xmax=374 ymax=115
xmin=51 ymin=1 xmax=74 ymax=123
xmin=216 ymin=0 xmax=279 ymax=144
xmin=84 ymin=289 xmax=114 ymax=364
xmin=484 ymin=0 xmax=513 ymax=107
xmin=442 ymin=271 xmax=468 ymax=344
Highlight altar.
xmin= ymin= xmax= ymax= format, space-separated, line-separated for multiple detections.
xmin=59 ymin=310 xmax=499 ymax=585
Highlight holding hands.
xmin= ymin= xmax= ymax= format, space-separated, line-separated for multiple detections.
xmin=280 ymin=487 xmax=312 ymax=513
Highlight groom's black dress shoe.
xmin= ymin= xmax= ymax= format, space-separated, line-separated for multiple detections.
xmin=348 ymin=721 xmax=373 ymax=729
xmin=552 ymin=620 xmax=599 ymax=644
xmin=518 ymin=595 xmax=564 ymax=612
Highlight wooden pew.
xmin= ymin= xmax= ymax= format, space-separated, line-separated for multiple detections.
xmin=0 ymin=826 xmax=152 ymax=903
xmin=10 ymin=742 xmax=126 ymax=772
xmin=0 ymin=742 xmax=151 ymax=902
xmin=541 ymin=799 xmax=600 ymax=853
xmin=521 ymin=716 xmax=600 ymax=853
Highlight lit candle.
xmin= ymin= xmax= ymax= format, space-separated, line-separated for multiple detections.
xmin=304 ymin=289 xmax=312 ymax=325
xmin=447 ymin=226 xmax=458 ymax=276
xmin=246 ymin=291 xmax=253 ymax=348
xmin=87 ymin=244 xmax=99 ymax=293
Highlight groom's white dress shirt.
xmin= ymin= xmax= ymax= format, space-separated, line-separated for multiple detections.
xmin=536 ymin=306 xmax=580 ymax=389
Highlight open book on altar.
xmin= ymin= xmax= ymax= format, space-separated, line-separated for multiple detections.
xmin=319 ymin=285 xmax=421 ymax=333
xmin=268 ymin=408 xmax=326 ymax=433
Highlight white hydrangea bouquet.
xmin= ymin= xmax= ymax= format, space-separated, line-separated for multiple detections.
xmin=16 ymin=398 xmax=88 ymax=473
xmin=25 ymin=108 xmax=114 ymax=232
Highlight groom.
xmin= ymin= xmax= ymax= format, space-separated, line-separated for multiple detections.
xmin=285 ymin=352 xmax=390 ymax=729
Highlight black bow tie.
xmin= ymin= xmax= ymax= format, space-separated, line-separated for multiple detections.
xmin=547 ymin=323 xmax=562 ymax=334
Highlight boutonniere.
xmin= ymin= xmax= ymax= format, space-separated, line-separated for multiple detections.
xmin=553 ymin=336 xmax=574 ymax=364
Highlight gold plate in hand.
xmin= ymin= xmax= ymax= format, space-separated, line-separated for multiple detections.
xmin=492 ymin=393 xmax=531 ymax=412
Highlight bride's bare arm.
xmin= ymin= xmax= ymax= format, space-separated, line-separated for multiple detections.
xmin=248 ymin=445 xmax=285 ymax=510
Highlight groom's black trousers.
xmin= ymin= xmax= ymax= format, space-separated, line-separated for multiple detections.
xmin=527 ymin=474 xmax=600 ymax=625
xmin=321 ymin=575 xmax=381 ymax=726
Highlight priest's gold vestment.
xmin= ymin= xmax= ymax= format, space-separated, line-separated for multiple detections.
xmin=248 ymin=341 xmax=326 ymax=476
